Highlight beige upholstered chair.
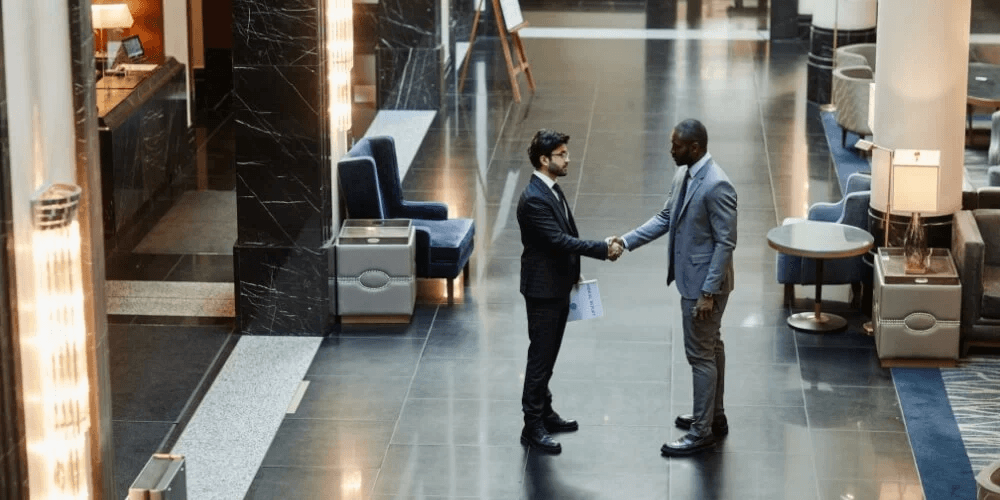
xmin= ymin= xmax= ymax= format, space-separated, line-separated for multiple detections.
xmin=835 ymin=43 xmax=876 ymax=73
xmin=833 ymin=65 xmax=874 ymax=147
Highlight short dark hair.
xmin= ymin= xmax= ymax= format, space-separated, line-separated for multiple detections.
xmin=673 ymin=119 xmax=708 ymax=149
xmin=527 ymin=129 xmax=570 ymax=169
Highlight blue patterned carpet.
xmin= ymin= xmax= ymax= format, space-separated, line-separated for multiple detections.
xmin=941 ymin=357 xmax=1000 ymax=473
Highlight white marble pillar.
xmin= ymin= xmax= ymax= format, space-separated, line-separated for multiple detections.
xmin=871 ymin=0 xmax=971 ymax=219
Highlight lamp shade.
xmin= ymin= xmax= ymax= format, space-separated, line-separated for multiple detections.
xmin=891 ymin=149 xmax=941 ymax=213
xmin=91 ymin=4 xmax=134 ymax=29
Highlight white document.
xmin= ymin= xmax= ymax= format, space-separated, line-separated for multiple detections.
xmin=568 ymin=279 xmax=603 ymax=321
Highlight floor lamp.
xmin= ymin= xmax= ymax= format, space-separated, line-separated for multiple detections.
xmin=820 ymin=0 xmax=840 ymax=112
xmin=91 ymin=4 xmax=134 ymax=78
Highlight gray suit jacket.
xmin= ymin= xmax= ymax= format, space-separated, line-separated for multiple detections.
xmin=622 ymin=158 xmax=738 ymax=299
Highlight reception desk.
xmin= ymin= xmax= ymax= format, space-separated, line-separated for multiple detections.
xmin=97 ymin=57 xmax=192 ymax=253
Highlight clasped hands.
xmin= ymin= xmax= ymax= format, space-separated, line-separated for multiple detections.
xmin=604 ymin=236 xmax=625 ymax=261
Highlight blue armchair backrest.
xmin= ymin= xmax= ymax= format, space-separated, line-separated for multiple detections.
xmin=845 ymin=173 xmax=871 ymax=194
xmin=347 ymin=136 xmax=405 ymax=218
xmin=839 ymin=190 xmax=871 ymax=229
xmin=338 ymin=156 xmax=387 ymax=219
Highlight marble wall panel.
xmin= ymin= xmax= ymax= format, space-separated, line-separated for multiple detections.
xmin=232 ymin=0 xmax=321 ymax=66
xmin=233 ymin=65 xmax=330 ymax=248
xmin=234 ymin=244 xmax=333 ymax=335
xmin=101 ymin=69 xmax=193 ymax=241
xmin=378 ymin=0 xmax=440 ymax=48
xmin=376 ymin=46 xmax=444 ymax=110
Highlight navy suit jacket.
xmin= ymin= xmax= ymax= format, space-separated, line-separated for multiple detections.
xmin=517 ymin=175 xmax=608 ymax=299
xmin=622 ymin=158 xmax=738 ymax=299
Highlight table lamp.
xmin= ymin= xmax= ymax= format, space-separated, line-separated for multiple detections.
xmin=889 ymin=149 xmax=940 ymax=274
xmin=91 ymin=4 xmax=134 ymax=75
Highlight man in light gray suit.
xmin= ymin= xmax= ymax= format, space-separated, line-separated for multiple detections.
xmin=615 ymin=119 xmax=737 ymax=456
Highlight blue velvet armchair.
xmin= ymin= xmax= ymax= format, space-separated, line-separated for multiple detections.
xmin=776 ymin=173 xmax=873 ymax=305
xmin=338 ymin=136 xmax=475 ymax=303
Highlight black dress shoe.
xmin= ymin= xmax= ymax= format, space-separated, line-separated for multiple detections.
xmin=660 ymin=433 xmax=718 ymax=456
xmin=521 ymin=424 xmax=562 ymax=454
xmin=543 ymin=415 xmax=579 ymax=433
xmin=674 ymin=414 xmax=729 ymax=436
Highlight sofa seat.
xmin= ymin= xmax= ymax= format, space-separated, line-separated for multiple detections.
xmin=983 ymin=265 xmax=1000 ymax=319
xmin=415 ymin=218 xmax=475 ymax=267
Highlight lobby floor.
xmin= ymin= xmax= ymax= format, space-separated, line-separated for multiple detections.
xmin=105 ymin=1 xmax=1000 ymax=499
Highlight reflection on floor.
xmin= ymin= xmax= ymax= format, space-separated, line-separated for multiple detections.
xmin=105 ymin=0 xmax=1000 ymax=498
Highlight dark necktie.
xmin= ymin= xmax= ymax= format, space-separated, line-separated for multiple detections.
xmin=553 ymin=183 xmax=570 ymax=219
xmin=668 ymin=171 xmax=691 ymax=283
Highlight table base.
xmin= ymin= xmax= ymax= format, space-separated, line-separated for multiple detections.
xmin=787 ymin=311 xmax=848 ymax=332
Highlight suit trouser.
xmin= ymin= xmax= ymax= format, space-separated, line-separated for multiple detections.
xmin=522 ymin=295 xmax=571 ymax=425
xmin=681 ymin=293 xmax=729 ymax=438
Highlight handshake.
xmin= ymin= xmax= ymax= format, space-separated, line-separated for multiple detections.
xmin=604 ymin=236 xmax=626 ymax=261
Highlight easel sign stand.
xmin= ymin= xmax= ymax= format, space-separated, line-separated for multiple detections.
xmin=458 ymin=0 xmax=536 ymax=102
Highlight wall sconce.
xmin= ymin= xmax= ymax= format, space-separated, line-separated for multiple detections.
xmin=326 ymin=0 xmax=353 ymax=135
xmin=24 ymin=183 xmax=91 ymax=498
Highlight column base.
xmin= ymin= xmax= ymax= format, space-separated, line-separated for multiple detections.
xmin=866 ymin=208 xmax=953 ymax=251
xmin=234 ymin=243 xmax=334 ymax=336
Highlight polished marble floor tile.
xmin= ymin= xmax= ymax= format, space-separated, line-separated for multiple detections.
xmin=307 ymin=337 xmax=428 ymax=378
xmin=293 ymin=375 xmax=411 ymax=421
xmin=113 ymin=421 xmax=174 ymax=498
xmin=261 ymin=419 xmax=395 ymax=469
xmin=804 ymin=386 xmax=906 ymax=433
xmin=810 ymin=429 xmax=919 ymax=483
xmin=110 ymin=324 xmax=232 ymax=421
xmin=668 ymin=450 xmax=819 ymax=500
xmin=246 ymin=467 xmax=378 ymax=500
xmin=374 ymin=445 xmax=526 ymax=498
xmin=797 ymin=346 xmax=893 ymax=388
xmin=392 ymin=398 xmax=524 ymax=446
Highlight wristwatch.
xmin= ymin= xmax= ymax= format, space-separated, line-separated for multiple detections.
xmin=701 ymin=292 xmax=713 ymax=300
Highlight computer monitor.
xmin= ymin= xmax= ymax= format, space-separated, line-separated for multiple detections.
xmin=121 ymin=35 xmax=144 ymax=59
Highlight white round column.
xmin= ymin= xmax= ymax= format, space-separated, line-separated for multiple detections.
xmin=871 ymin=0 xmax=971 ymax=217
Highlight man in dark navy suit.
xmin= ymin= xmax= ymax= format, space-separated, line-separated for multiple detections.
xmin=516 ymin=129 xmax=623 ymax=454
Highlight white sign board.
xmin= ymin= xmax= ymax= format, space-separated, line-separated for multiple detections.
xmin=498 ymin=0 xmax=525 ymax=31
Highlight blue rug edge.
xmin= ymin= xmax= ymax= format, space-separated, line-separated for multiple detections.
xmin=892 ymin=367 xmax=977 ymax=499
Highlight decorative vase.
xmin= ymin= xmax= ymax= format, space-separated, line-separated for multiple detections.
xmin=903 ymin=213 xmax=931 ymax=274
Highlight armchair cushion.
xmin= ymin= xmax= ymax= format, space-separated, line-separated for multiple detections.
xmin=983 ymin=265 xmax=1000 ymax=319
xmin=413 ymin=218 xmax=475 ymax=279
xmin=977 ymin=209 xmax=1000 ymax=265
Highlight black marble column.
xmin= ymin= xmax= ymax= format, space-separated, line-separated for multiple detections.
xmin=0 ymin=6 xmax=26 ymax=497
xmin=806 ymin=26 xmax=877 ymax=104
xmin=377 ymin=0 xmax=446 ymax=109
xmin=770 ymin=0 xmax=799 ymax=40
xmin=233 ymin=0 xmax=334 ymax=335
xmin=68 ymin=0 xmax=115 ymax=496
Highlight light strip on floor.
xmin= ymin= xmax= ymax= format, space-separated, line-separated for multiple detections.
xmin=286 ymin=381 xmax=310 ymax=414
xmin=518 ymin=27 xmax=770 ymax=41
xmin=171 ymin=336 xmax=322 ymax=500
